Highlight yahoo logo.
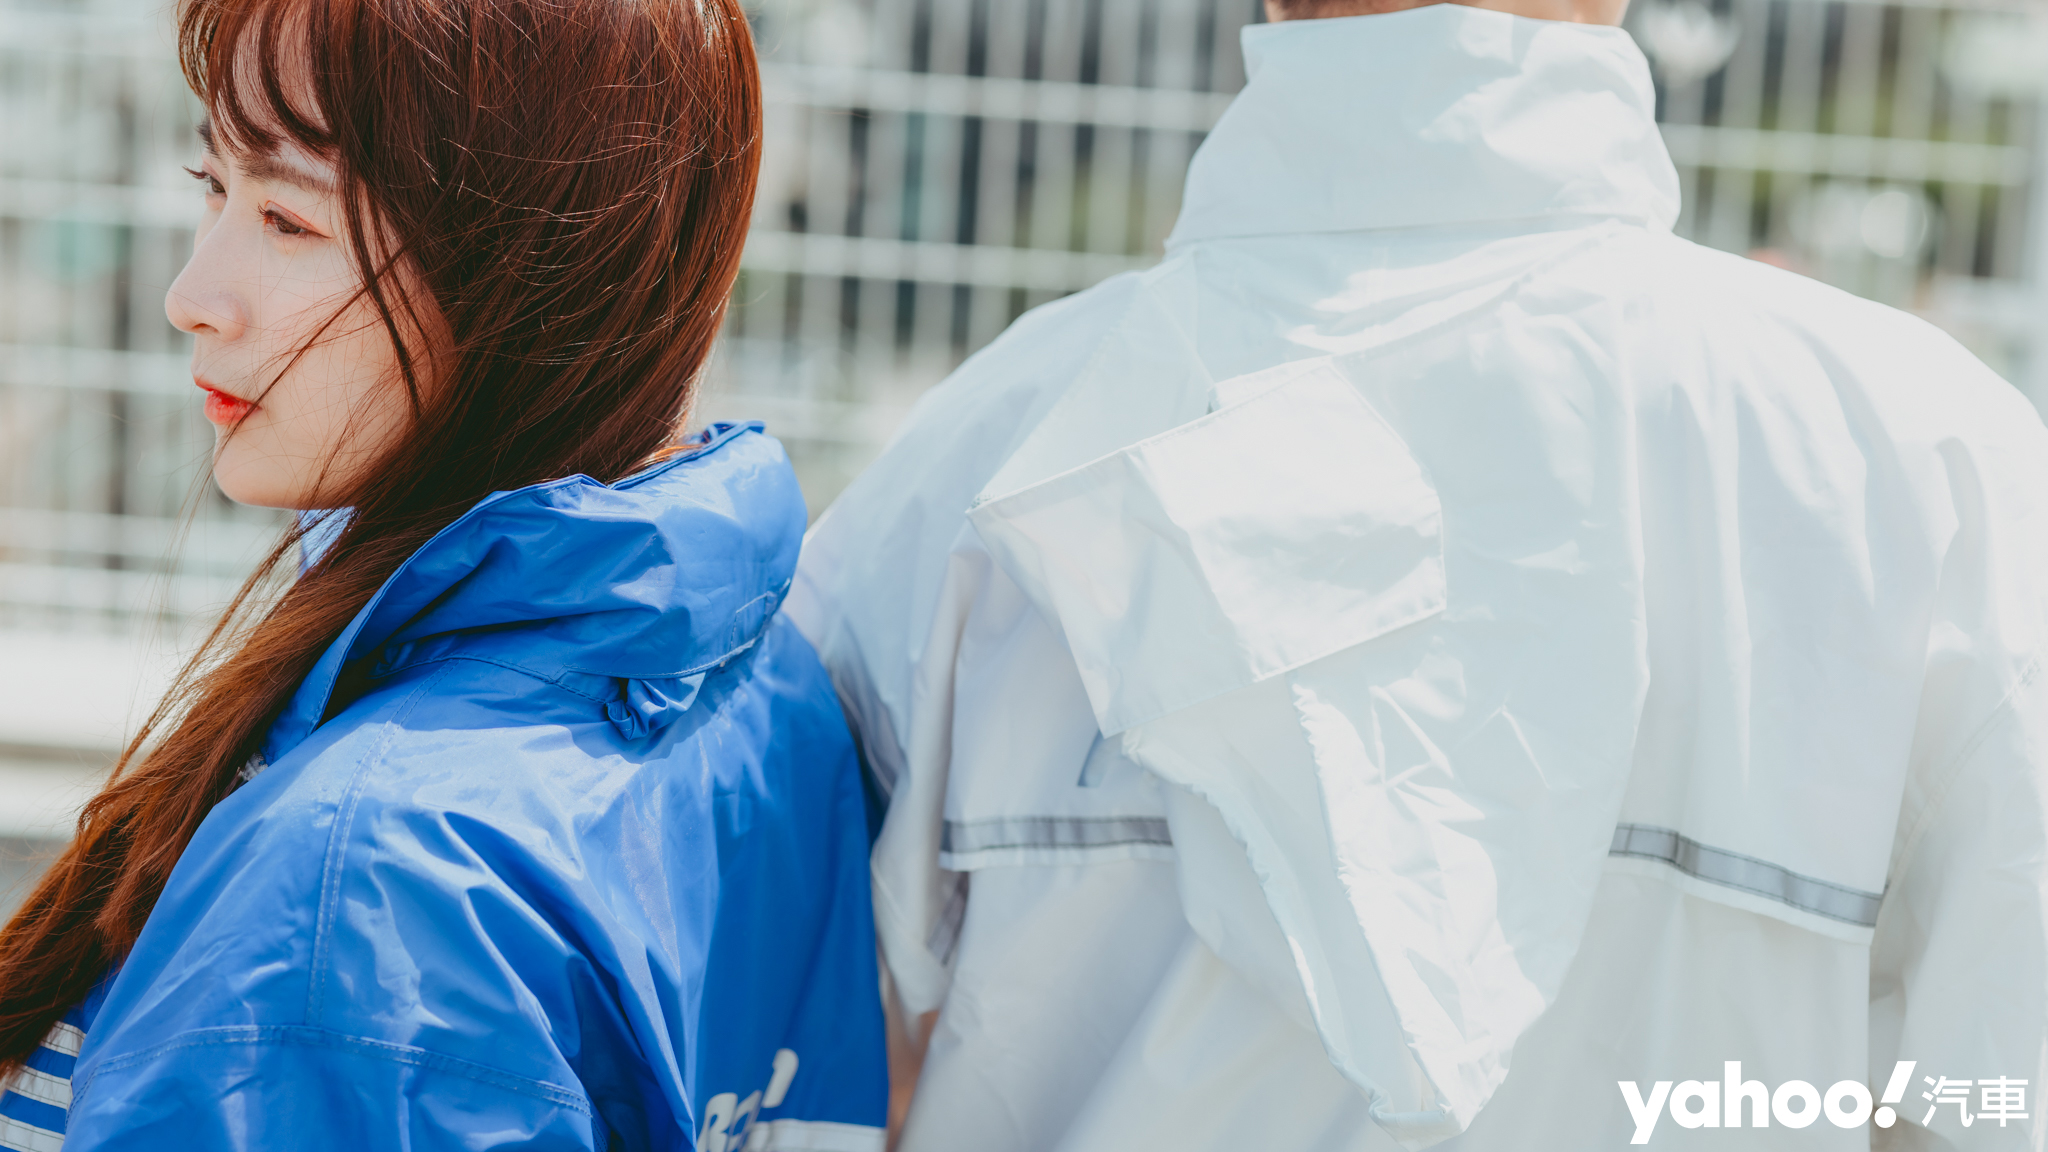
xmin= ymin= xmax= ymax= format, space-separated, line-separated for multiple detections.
xmin=1618 ymin=1062 xmax=1921 ymax=1144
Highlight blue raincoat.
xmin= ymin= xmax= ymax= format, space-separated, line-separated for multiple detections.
xmin=57 ymin=425 xmax=887 ymax=1151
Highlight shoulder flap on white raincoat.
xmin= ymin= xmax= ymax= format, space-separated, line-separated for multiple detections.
xmin=971 ymin=362 xmax=1446 ymax=735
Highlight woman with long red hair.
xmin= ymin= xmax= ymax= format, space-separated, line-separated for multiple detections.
xmin=0 ymin=0 xmax=886 ymax=1147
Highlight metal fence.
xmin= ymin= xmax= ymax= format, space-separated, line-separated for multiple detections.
xmin=706 ymin=0 xmax=1249 ymax=500
xmin=1641 ymin=0 xmax=2048 ymax=392
xmin=1 ymin=4 xmax=270 ymax=633
xmin=4 ymin=0 xmax=2047 ymax=633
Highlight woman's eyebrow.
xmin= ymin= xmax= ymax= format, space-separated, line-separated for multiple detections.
xmin=194 ymin=119 xmax=338 ymax=197
xmin=241 ymin=151 xmax=339 ymax=197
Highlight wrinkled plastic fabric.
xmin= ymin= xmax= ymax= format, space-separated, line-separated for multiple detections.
xmin=65 ymin=425 xmax=889 ymax=1152
xmin=793 ymin=9 xmax=2048 ymax=1151
xmin=969 ymin=306 xmax=1656 ymax=1141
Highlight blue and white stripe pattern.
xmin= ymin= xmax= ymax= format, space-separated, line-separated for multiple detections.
xmin=0 ymin=1007 xmax=88 ymax=1152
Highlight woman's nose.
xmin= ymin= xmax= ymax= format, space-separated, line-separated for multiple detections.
xmin=164 ymin=223 xmax=249 ymax=342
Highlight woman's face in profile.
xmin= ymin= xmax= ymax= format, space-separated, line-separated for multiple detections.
xmin=165 ymin=120 xmax=410 ymax=510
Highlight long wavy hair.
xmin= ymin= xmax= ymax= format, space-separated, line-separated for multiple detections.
xmin=0 ymin=0 xmax=761 ymax=1068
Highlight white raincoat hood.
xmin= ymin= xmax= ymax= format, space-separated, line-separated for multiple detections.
xmin=793 ymin=7 xmax=2048 ymax=1150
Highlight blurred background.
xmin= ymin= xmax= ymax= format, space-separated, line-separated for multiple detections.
xmin=2 ymin=0 xmax=2046 ymax=910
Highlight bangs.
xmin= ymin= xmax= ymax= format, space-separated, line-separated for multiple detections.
xmin=179 ymin=0 xmax=338 ymax=162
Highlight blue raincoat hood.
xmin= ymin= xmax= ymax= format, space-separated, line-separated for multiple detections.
xmin=58 ymin=421 xmax=887 ymax=1152
xmin=266 ymin=422 xmax=803 ymax=756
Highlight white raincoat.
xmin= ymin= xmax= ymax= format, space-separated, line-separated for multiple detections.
xmin=788 ymin=8 xmax=2048 ymax=1150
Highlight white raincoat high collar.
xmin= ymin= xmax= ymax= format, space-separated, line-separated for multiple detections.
xmin=1166 ymin=6 xmax=1680 ymax=247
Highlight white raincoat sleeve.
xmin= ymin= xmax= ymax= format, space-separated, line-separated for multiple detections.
xmin=1871 ymin=407 xmax=2048 ymax=1149
xmin=787 ymin=273 xmax=1167 ymax=1016
xmin=1874 ymin=664 xmax=2048 ymax=1150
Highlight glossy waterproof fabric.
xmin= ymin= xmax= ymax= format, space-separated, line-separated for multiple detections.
xmin=792 ymin=9 xmax=2048 ymax=1151
xmin=63 ymin=425 xmax=888 ymax=1152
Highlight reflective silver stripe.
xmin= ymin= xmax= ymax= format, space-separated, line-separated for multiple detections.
xmin=941 ymin=816 xmax=1173 ymax=854
xmin=1609 ymin=823 xmax=1883 ymax=927
xmin=2 ymin=1065 xmax=67 ymax=1111
xmin=39 ymin=1024 xmax=81 ymax=1059
xmin=740 ymin=1118 xmax=886 ymax=1151
xmin=0 ymin=1112 xmax=64 ymax=1152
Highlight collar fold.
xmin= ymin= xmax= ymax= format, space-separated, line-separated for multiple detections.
xmin=1167 ymin=6 xmax=1679 ymax=248
xmin=264 ymin=423 xmax=804 ymax=760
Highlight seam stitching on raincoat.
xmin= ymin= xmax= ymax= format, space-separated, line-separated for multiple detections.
xmin=373 ymin=585 xmax=790 ymax=691
xmin=73 ymin=1025 xmax=594 ymax=1115
xmin=560 ymin=595 xmax=783 ymax=680
xmin=1886 ymin=651 xmax=2044 ymax=895
xmin=307 ymin=664 xmax=456 ymax=1027
xmin=727 ymin=590 xmax=780 ymax=654
xmin=374 ymin=652 xmax=615 ymax=702
xmin=965 ymin=280 xmax=1153 ymax=513
xmin=610 ymin=420 xmax=756 ymax=490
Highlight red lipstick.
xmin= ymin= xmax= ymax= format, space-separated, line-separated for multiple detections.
xmin=198 ymin=382 xmax=255 ymax=425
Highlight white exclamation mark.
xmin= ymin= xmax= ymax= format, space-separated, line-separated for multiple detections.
xmin=1874 ymin=1061 xmax=1916 ymax=1127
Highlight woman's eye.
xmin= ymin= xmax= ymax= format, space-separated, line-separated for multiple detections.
xmin=182 ymin=166 xmax=226 ymax=196
xmin=261 ymin=208 xmax=309 ymax=237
